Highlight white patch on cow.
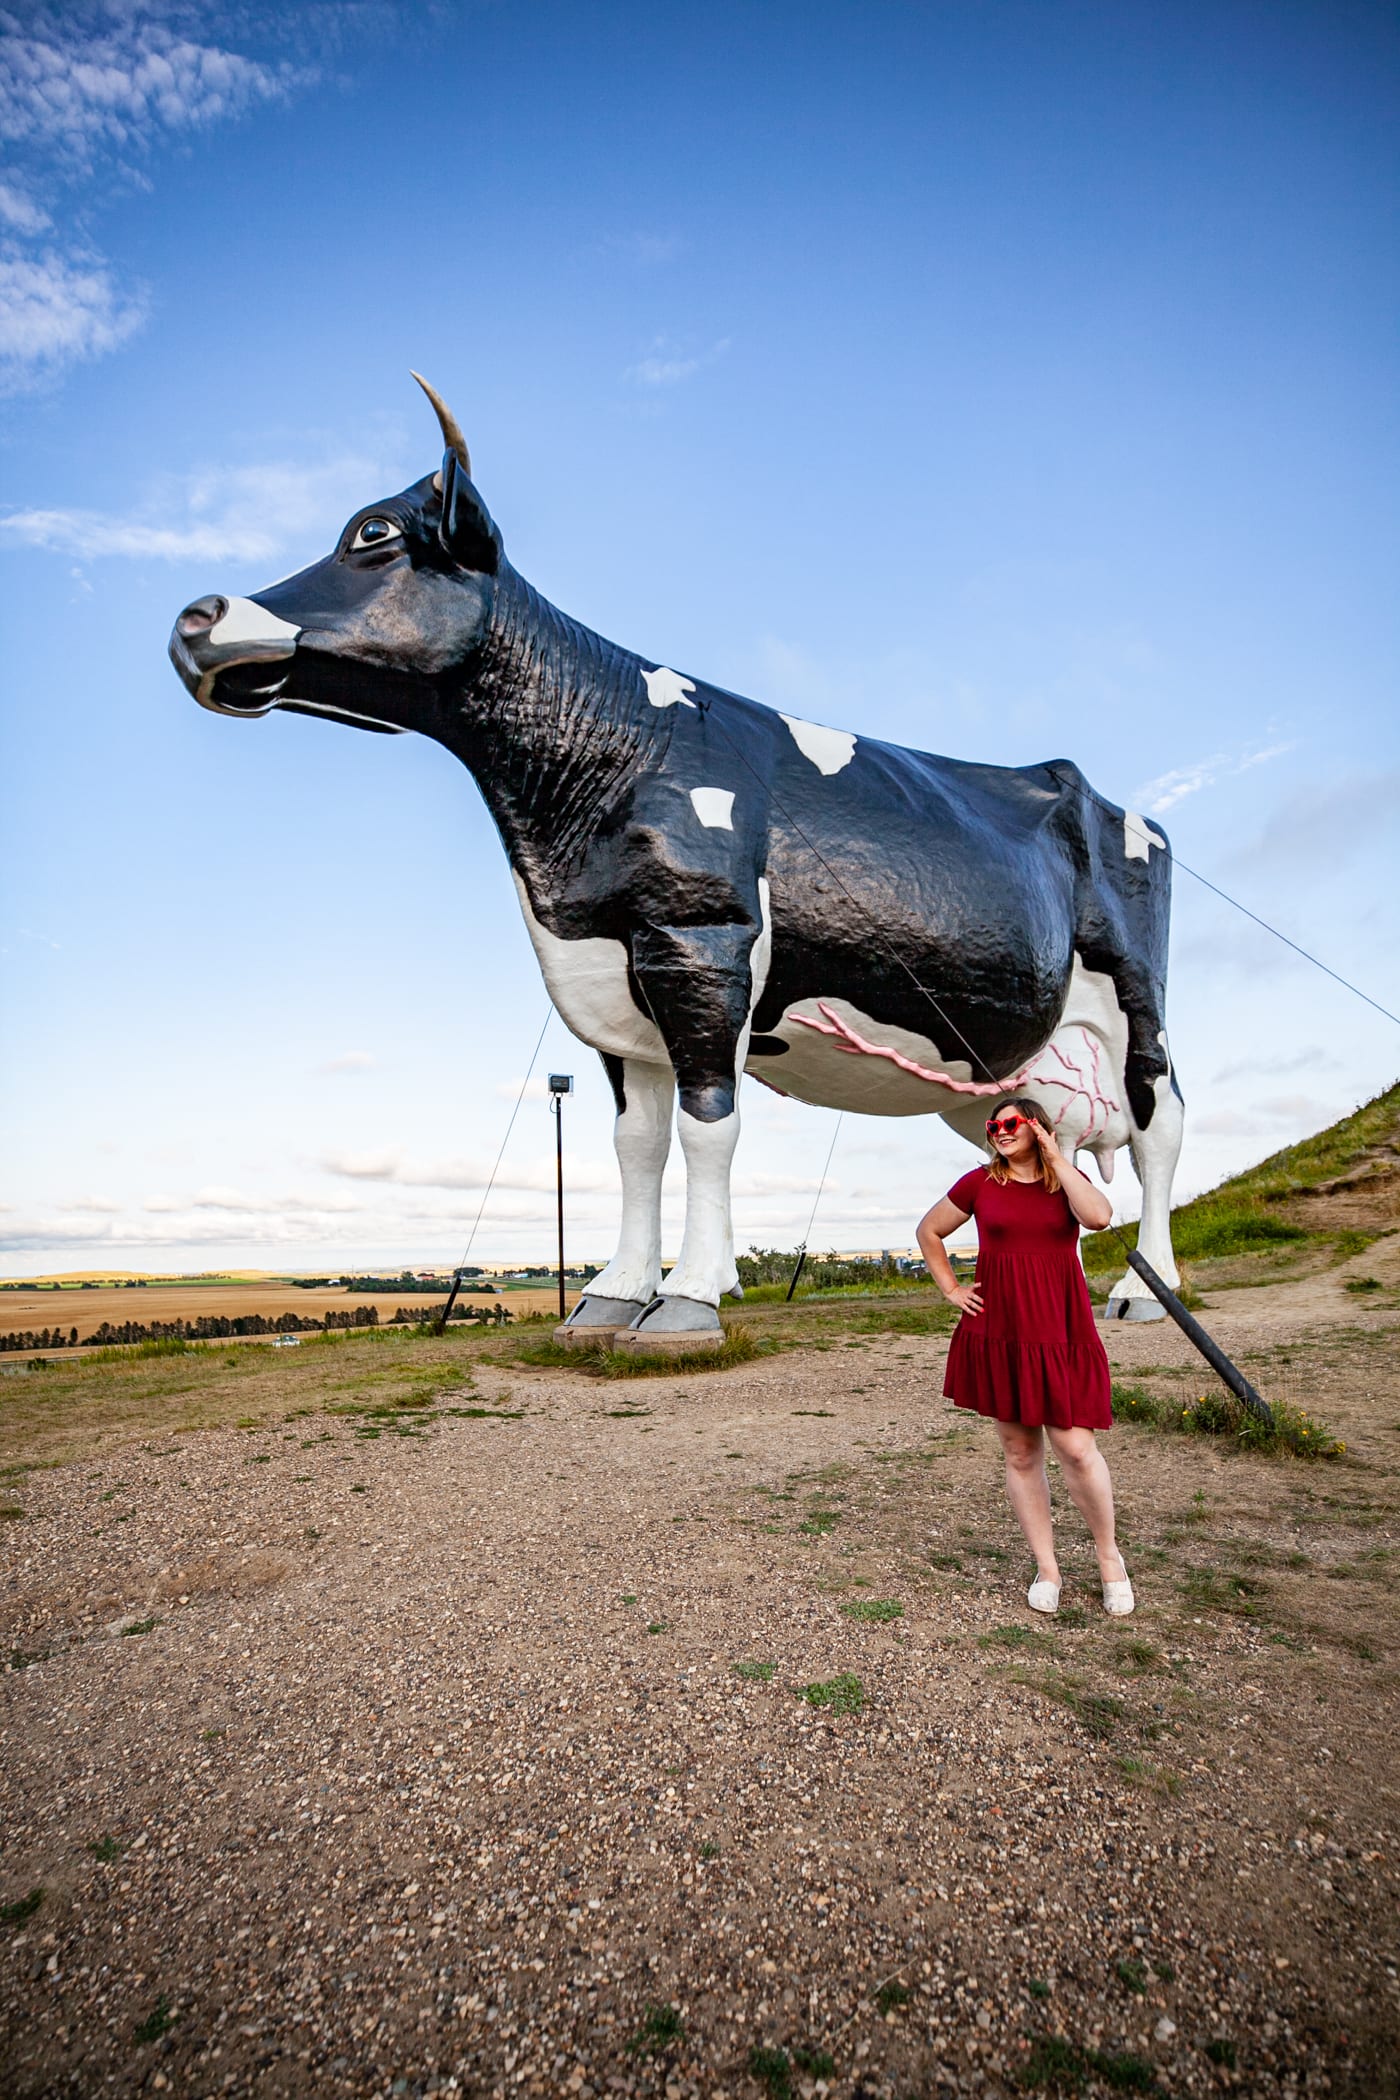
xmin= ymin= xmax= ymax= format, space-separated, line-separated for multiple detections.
xmin=641 ymin=665 xmax=697 ymax=709
xmin=779 ymin=713 xmax=857 ymax=775
xmin=208 ymin=597 xmax=301 ymax=652
xmin=1123 ymin=810 xmax=1167 ymax=861
xmin=750 ymin=998 xmax=982 ymax=1117
xmin=511 ymin=873 xmax=667 ymax=1063
xmin=689 ymin=786 xmax=735 ymax=830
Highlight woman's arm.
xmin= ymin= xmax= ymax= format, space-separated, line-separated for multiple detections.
xmin=915 ymin=1197 xmax=981 ymax=1316
xmin=1031 ymin=1123 xmax=1113 ymax=1230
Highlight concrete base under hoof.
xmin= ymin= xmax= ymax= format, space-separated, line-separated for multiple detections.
xmin=1101 ymin=1297 xmax=1167 ymax=1323
xmin=609 ymin=1326 xmax=727 ymax=1358
xmin=553 ymin=1322 xmax=626 ymax=1350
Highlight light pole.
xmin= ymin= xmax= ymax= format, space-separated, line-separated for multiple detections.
xmin=548 ymin=1074 xmax=573 ymax=1321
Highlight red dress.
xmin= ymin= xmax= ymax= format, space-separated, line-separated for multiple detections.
xmin=941 ymin=1166 xmax=1113 ymax=1430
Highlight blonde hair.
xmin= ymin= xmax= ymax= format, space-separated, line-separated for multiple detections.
xmin=985 ymin=1097 xmax=1061 ymax=1194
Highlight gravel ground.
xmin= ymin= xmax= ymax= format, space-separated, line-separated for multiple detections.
xmin=2 ymin=1281 xmax=1397 ymax=2100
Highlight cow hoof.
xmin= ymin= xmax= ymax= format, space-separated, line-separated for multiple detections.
xmin=727 ymin=1282 xmax=745 ymax=1300
xmin=1103 ymin=1296 xmax=1166 ymax=1323
xmin=628 ymin=1296 xmax=723 ymax=1334
xmin=565 ymin=1296 xmax=648 ymax=1328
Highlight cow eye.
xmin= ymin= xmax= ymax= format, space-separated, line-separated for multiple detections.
xmin=351 ymin=516 xmax=402 ymax=551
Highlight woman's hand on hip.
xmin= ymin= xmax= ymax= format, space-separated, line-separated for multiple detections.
xmin=944 ymin=1282 xmax=983 ymax=1317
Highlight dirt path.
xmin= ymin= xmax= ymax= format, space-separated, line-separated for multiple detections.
xmin=2 ymin=1283 xmax=1397 ymax=2100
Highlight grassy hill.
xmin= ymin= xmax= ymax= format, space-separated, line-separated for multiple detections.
xmin=1083 ymin=1078 xmax=1400 ymax=1271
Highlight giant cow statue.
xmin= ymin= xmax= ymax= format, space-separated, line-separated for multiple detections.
xmin=170 ymin=379 xmax=1182 ymax=1333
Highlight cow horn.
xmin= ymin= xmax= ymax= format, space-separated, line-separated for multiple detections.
xmin=410 ymin=371 xmax=472 ymax=478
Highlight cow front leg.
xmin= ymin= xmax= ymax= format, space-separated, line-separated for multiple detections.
xmin=627 ymin=921 xmax=757 ymax=1334
xmin=1106 ymin=1068 xmax=1185 ymax=1321
xmin=564 ymin=1055 xmax=675 ymax=1327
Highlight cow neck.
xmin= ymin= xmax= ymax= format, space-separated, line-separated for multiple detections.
xmin=450 ymin=565 xmax=664 ymax=879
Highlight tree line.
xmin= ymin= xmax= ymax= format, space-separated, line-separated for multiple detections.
xmin=3 ymin=1297 xmax=516 ymax=1354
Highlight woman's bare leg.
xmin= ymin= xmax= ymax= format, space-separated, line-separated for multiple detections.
xmin=995 ymin=1422 xmax=1059 ymax=1583
xmin=1046 ymin=1425 xmax=1123 ymax=1579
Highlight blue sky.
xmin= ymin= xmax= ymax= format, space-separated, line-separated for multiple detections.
xmin=2 ymin=0 xmax=1397 ymax=1276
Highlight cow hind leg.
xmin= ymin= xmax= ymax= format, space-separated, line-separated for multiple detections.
xmin=564 ymin=1055 xmax=675 ymax=1326
xmin=1106 ymin=1068 xmax=1184 ymax=1322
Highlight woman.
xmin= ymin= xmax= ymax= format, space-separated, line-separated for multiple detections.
xmin=914 ymin=1098 xmax=1134 ymax=1617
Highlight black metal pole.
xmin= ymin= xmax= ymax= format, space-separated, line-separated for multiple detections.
xmin=434 ymin=1270 xmax=463 ymax=1337
xmin=554 ymin=1094 xmax=566 ymax=1323
xmin=1122 ymin=1248 xmax=1274 ymax=1429
xmin=785 ymin=1245 xmax=808 ymax=1301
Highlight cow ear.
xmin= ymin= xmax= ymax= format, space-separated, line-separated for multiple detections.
xmin=437 ymin=450 xmax=500 ymax=574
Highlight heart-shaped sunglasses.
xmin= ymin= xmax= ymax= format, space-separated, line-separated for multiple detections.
xmin=986 ymin=1113 xmax=1034 ymax=1137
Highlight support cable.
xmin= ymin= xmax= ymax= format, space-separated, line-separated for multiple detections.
xmin=434 ymin=1005 xmax=553 ymax=1334
xmin=785 ymin=1112 xmax=844 ymax=1300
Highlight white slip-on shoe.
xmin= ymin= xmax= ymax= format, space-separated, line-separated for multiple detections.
xmin=1027 ymin=1577 xmax=1062 ymax=1615
xmin=1101 ymin=1553 xmax=1135 ymax=1616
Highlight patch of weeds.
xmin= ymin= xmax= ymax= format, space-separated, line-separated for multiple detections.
xmin=627 ymin=2002 xmax=683 ymax=2054
xmin=1021 ymin=2034 xmax=1159 ymax=2092
xmin=1026 ymin=1978 xmax=1051 ymax=2000
xmin=978 ymin=1622 xmax=1048 ymax=1651
xmin=1013 ymin=1669 xmax=1123 ymax=1739
xmin=349 ymin=1483 xmax=368 ymax=1494
xmin=201 ymin=1728 xmax=225 ymax=1741
xmin=1111 ymin=1382 xmax=1164 ymax=1425
xmin=442 ymin=1405 xmax=524 ymax=1420
xmin=798 ymin=1508 xmax=839 ymax=1536
xmin=1114 ymin=1639 xmax=1162 ymax=1674
xmin=698 ymin=1839 xmax=720 ymax=1859
xmin=841 ymin=1597 xmax=903 ymax=1623
xmin=1344 ymin=1276 xmax=1382 ymax=1294
xmin=855 ymin=1303 xmax=956 ymax=1336
xmin=875 ymin=1979 xmax=911 ymax=2013
xmin=797 ymin=1672 xmax=864 ymax=1715
xmin=120 ymin=1617 xmax=158 ymax=1638
xmin=1204 ymin=2039 xmax=1237 ymax=2068
xmin=246 ymin=1453 xmax=272 ymax=1464
xmin=87 ymin=1835 xmax=124 ymax=1862
xmin=1116 ymin=1757 xmax=1180 ymax=1797
xmin=794 ymin=2044 xmax=835 ymax=2078
xmin=133 ymin=1995 xmax=177 ymax=2044
xmin=732 ymin=1660 xmax=777 ymax=1683
xmin=0 ymin=1503 xmax=24 ymax=1521
xmin=0 ymin=1888 xmax=43 ymax=1926
xmin=1153 ymin=1961 xmax=1175 ymax=1983
xmin=748 ymin=2043 xmax=794 ymax=2096
xmin=303 ymin=1525 xmax=322 ymax=1542
xmin=1115 ymin=1958 xmax=1148 ymax=1994
xmin=792 ymin=1409 xmax=833 ymax=1417
xmin=1179 ymin=1566 xmax=1261 ymax=1618
xmin=607 ymin=1407 xmax=653 ymax=1419
xmin=9 ymin=1648 xmax=47 ymax=1671
xmin=620 ymin=1592 xmax=638 ymax=1606
xmin=927 ymin=1550 xmax=964 ymax=1571
xmin=1057 ymin=1605 xmax=1088 ymax=1628
xmin=646 ymin=1620 xmax=668 ymax=1635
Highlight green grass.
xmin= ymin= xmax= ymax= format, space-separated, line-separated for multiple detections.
xmin=1109 ymin=1381 xmax=1344 ymax=1459
xmin=1083 ymin=1080 xmax=1400 ymax=1270
xmin=133 ymin=1995 xmax=177 ymax=2044
xmin=627 ymin=2002 xmax=683 ymax=2054
xmin=840 ymin=1596 xmax=903 ymax=1623
xmin=1021 ymin=2033 xmax=1159 ymax=2092
xmin=0 ymin=1888 xmax=43 ymax=1926
xmin=732 ymin=1659 xmax=777 ymax=1683
xmin=797 ymin=1672 xmax=864 ymax=1714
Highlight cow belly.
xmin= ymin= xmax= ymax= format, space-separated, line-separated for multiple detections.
xmin=747 ymin=997 xmax=998 ymax=1116
xmin=511 ymin=874 xmax=667 ymax=1063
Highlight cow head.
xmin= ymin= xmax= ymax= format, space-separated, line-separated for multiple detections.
xmin=169 ymin=376 xmax=503 ymax=735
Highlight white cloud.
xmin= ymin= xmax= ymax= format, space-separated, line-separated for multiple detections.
xmin=494 ymin=1075 xmax=551 ymax=1102
xmin=0 ymin=16 xmax=312 ymax=161
xmin=1 ymin=447 xmax=400 ymax=565
xmin=57 ymin=1194 xmax=122 ymax=1213
xmin=1132 ymin=740 xmax=1297 ymax=816
xmin=318 ymin=1051 xmax=378 ymax=1075
xmin=0 ymin=180 xmax=51 ymax=233
xmin=319 ymin=1147 xmax=615 ymax=1195
xmin=0 ymin=248 xmax=146 ymax=388
xmin=625 ymin=335 xmax=731 ymax=388
xmin=1211 ymin=1046 xmax=1339 ymax=1084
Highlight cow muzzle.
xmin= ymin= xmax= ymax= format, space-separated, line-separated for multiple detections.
xmin=169 ymin=594 xmax=302 ymax=714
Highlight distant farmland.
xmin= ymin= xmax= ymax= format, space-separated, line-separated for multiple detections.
xmin=0 ymin=1279 xmax=569 ymax=1348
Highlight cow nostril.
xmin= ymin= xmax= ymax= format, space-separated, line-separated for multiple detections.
xmin=177 ymin=594 xmax=227 ymax=638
